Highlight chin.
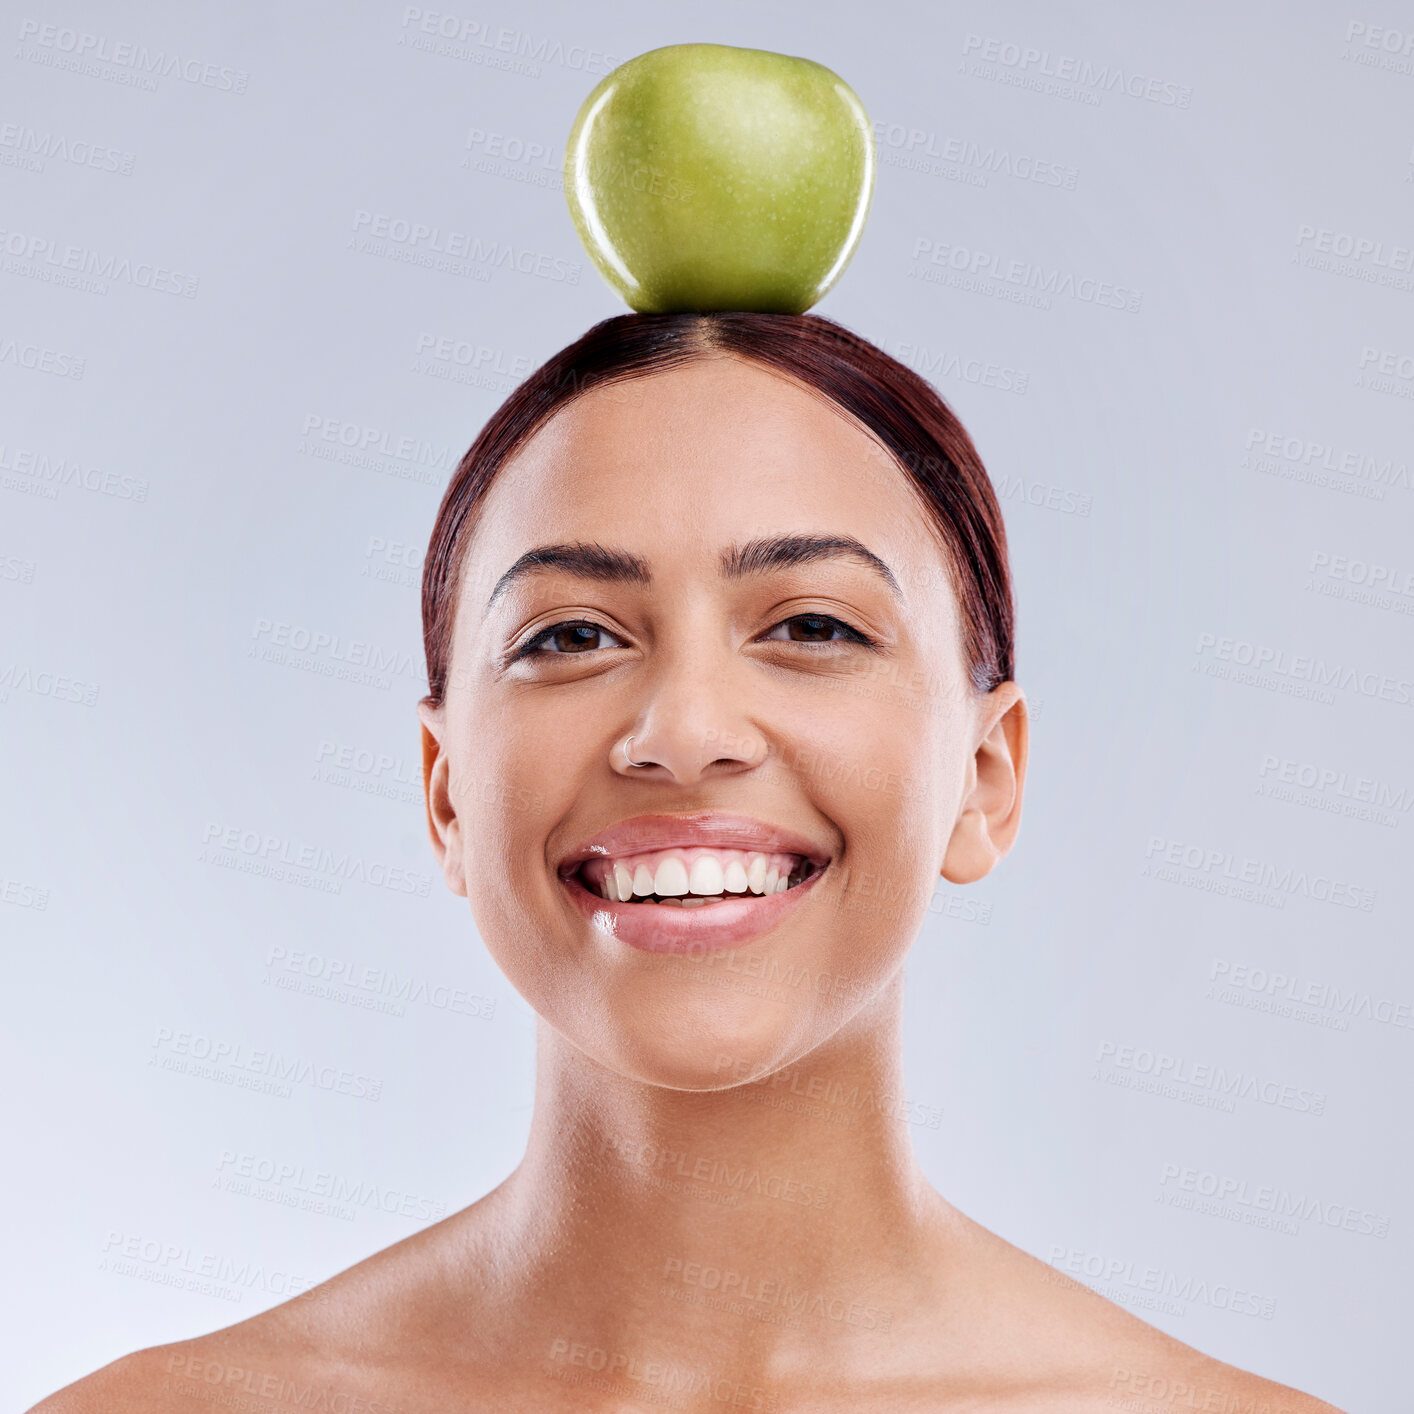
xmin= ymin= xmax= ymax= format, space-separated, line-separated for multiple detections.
xmin=576 ymin=983 xmax=817 ymax=1092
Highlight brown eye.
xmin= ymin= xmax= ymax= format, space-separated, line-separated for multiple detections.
xmin=520 ymin=620 xmax=624 ymax=657
xmin=551 ymin=624 xmax=601 ymax=652
xmin=791 ymin=615 xmax=835 ymax=641
xmin=764 ymin=614 xmax=864 ymax=644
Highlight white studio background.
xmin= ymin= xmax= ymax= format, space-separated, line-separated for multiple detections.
xmin=3 ymin=2 xmax=1409 ymax=1408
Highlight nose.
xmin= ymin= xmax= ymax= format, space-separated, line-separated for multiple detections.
xmin=611 ymin=648 xmax=769 ymax=785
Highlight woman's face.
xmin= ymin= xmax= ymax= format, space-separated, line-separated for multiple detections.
xmin=420 ymin=355 xmax=1025 ymax=1087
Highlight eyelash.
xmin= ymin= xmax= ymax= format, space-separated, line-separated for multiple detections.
xmin=510 ymin=613 xmax=881 ymax=661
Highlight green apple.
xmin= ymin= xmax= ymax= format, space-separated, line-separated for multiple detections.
xmin=564 ymin=43 xmax=875 ymax=314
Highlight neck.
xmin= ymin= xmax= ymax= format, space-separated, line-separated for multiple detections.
xmin=464 ymin=972 xmax=957 ymax=1388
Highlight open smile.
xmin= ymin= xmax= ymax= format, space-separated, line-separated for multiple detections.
xmin=577 ymin=846 xmax=819 ymax=905
xmin=556 ymin=815 xmax=832 ymax=953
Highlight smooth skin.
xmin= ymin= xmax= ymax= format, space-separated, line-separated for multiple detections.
xmin=33 ymin=358 xmax=1344 ymax=1413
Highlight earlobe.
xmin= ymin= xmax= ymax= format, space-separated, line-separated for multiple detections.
xmin=940 ymin=685 xmax=1028 ymax=886
xmin=416 ymin=700 xmax=467 ymax=897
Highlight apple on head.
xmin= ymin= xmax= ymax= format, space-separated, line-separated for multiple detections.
xmin=564 ymin=42 xmax=875 ymax=315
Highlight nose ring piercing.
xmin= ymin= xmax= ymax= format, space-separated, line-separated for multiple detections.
xmin=623 ymin=735 xmax=649 ymax=768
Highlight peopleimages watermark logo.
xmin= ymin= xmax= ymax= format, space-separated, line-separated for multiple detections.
xmin=1093 ymin=1040 xmax=1326 ymax=1117
xmin=98 ymin=1232 xmax=317 ymax=1306
xmin=249 ymin=617 xmax=427 ymax=692
xmin=661 ymin=1255 xmax=893 ymax=1332
xmin=1142 ymin=835 xmax=1376 ymax=912
xmin=200 ymin=821 xmax=433 ymax=898
xmin=1340 ymin=20 xmax=1414 ymax=76
xmin=1192 ymin=631 xmax=1414 ymax=709
xmin=0 ymin=661 xmax=100 ymax=707
xmin=150 ymin=1026 xmax=383 ymax=1102
xmin=15 ymin=18 xmax=250 ymax=93
xmin=959 ymin=34 xmax=1193 ymax=108
xmin=462 ymin=127 xmax=565 ymax=192
xmin=263 ymin=944 xmax=496 ymax=1021
xmin=313 ymin=735 xmax=422 ymax=803
xmin=872 ymin=119 xmax=1079 ymax=190
xmin=544 ymin=1335 xmax=777 ymax=1413
xmin=1306 ymin=550 xmax=1414 ymax=620
xmin=349 ymin=209 xmax=580 ymax=284
xmin=397 ymin=8 xmax=621 ymax=77
xmin=1293 ymin=223 xmax=1414 ymax=293
xmin=1208 ymin=959 xmax=1413 ymax=1035
xmin=214 ymin=1149 xmax=451 ymax=1224
xmin=908 ymin=237 xmax=1142 ymax=312
xmin=360 ymin=537 xmax=423 ymax=593
xmin=0 ymin=225 xmax=199 ymax=296
xmin=298 ymin=413 xmax=458 ymax=488
xmin=412 ymin=332 xmax=533 ymax=395
xmin=599 ymin=1133 xmax=830 ymax=1211
xmin=1256 ymin=752 xmax=1410 ymax=830
xmin=1156 ymin=1161 xmax=1390 ymax=1239
xmin=0 ymin=442 xmax=149 ymax=501
xmin=1242 ymin=426 xmax=1410 ymax=500
xmin=2 ymin=549 xmax=37 ymax=582
xmin=1 ymin=874 xmax=49 ymax=910
xmin=0 ymin=121 xmax=136 ymax=176
xmin=886 ymin=339 xmax=1031 ymax=397
xmin=1046 ymin=1246 xmax=1275 ymax=1320
xmin=711 ymin=1053 xmax=942 ymax=1131
xmin=0 ymin=334 xmax=84 ymax=378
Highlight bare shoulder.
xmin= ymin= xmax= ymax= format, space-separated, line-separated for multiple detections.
xmin=26 ymin=1187 xmax=533 ymax=1414
xmin=948 ymin=1213 xmax=1349 ymax=1414
xmin=1093 ymin=1331 xmax=1348 ymax=1414
xmin=24 ymin=1298 xmax=347 ymax=1414
xmin=27 ymin=1343 xmax=228 ymax=1414
xmin=28 ymin=1346 xmax=159 ymax=1414
xmin=26 ymin=1224 xmax=457 ymax=1414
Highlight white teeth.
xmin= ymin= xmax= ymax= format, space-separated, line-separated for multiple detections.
xmin=679 ymin=897 xmax=710 ymax=908
xmin=688 ymin=855 xmax=725 ymax=896
xmin=613 ymin=862 xmax=634 ymax=902
xmin=746 ymin=854 xmax=767 ymax=895
xmin=580 ymin=848 xmax=818 ymax=904
xmin=653 ymin=856 xmax=690 ymax=897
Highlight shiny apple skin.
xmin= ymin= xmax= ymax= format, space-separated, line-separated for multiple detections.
xmin=564 ymin=42 xmax=875 ymax=314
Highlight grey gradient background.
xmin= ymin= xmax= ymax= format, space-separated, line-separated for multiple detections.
xmin=3 ymin=2 xmax=1411 ymax=1409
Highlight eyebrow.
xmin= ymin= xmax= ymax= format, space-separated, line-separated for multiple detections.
xmin=484 ymin=542 xmax=652 ymax=615
xmin=484 ymin=534 xmax=902 ymax=615
xmin=721 ymin=535 xmax=902 ymax=598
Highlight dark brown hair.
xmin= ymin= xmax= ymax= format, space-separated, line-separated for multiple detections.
xmin=420 ymin=312 xmax=1014 ymax=706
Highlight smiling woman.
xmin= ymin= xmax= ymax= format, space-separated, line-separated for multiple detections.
xmin=33 ymin=314 xmax=1343 ymax=1413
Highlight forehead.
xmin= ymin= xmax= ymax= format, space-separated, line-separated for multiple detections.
xmin=468 ymin=356 xmax=947 ymax=580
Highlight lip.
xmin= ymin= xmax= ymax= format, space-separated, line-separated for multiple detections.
xmin=555 ymin=812 xmax=834 ymax=955
xmin=561 ymin=861 xmax=827 ymax=954
xmin=556 ymin=812 xmax=833 ymax=874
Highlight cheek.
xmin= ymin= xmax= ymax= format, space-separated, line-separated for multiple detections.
xmin=450 ymin=690 xmax=580 ymax=835
xmin=445 ymin=696 xmax=565 ymax=906
xmin=799 ymin=683 xmax=969 ymax=928
xmin=792 ymin=707 xmax=938 ymax=888
xmin=450 ymin=774 xmax=564 ymax=1001
xmin=446 ymin=685 xmax=622 ymax=958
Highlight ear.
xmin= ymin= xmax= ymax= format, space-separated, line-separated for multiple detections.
xmin=941 ymin=683 xmax=1028 ymax=885
xmin=417 ymin=698 xmax=467 ymax=898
